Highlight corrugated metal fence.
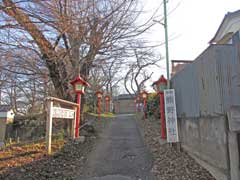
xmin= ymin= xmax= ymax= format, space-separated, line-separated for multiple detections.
xmin=172 ymin=44 xmax=240 ymax=118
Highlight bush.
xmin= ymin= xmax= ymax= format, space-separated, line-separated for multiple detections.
xmin=146 ymin=93 xmax=160 ymax=119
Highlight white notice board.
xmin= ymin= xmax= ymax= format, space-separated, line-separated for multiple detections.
xmin=52 ymin=107 xmax=75 ymax=119
xmin=164 ymin=89 xmax=179 ymax=143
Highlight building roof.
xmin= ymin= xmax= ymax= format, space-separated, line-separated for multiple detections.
xmin=113 ymin=94 xmax=136 ymax=101
xmin=210 ymin=9 xmax=240 ymax=44
xmin=171 ymin=60 xmax=192 ymax=77
xmin=0 ymin=105 xmax=12 ymax=112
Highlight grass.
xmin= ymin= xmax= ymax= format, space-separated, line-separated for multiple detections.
xmin=87 ymin=112 xmax=116 ymax=118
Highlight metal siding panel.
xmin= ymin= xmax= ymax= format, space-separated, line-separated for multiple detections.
xmin=213 ymin=53 xmax=222 ymax=115
xmin=231 ymin=44 xmax=240 ymax=106
xmin=172 ymin=45 xmax=236 ymax=118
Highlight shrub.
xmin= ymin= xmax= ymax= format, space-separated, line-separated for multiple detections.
xmin=146 ymin=93 xmax=160 ymax=119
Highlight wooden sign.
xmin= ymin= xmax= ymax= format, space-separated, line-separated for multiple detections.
xmin=46 ymin=97 xmax=78 ymax=154
xmin=164 ymin=89 xmax=179 ymax=143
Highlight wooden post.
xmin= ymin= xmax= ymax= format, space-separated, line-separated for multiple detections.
xmin=46 ymin=100 xmax=53 ymax=154
xmin=45 ymin=97 xmax=78 ymax=154
xmin=71 ymin=107 xmax=77 ymax=139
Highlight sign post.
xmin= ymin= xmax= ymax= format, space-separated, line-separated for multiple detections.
xmin=46 ymin=100 xmax=53 ymax=154
xmin=46 ymin=97 xmax=78 ymax=154
xmin=164 ymin=89 xmax=179 ymax=143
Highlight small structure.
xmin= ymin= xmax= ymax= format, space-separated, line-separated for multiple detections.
xmin=0 ymin=105 xmax=15 ymax=148
xmin=171 ymin=60 xmax=192 ymax=77
xmin=113 ymin=94 xmax=136 ymax=114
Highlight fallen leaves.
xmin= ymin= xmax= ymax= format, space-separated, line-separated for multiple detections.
xmin=137 ymin=116 xmax=216 ymax=180
xmin=0 ymin=117 xmax=107 ymax=180
xmin=0 ymin=140 xmax=65 ymax=173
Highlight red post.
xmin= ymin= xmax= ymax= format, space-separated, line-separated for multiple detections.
xmin=105 ymin=96 xmax=110 ymax=113
xmin=160 ymin=92 xmax=166 ymax=139
xmin=75 ymin=92 xmax=81 ymax=138
xmin=152 ymin=75 xmax=167 ymax=139
xmin=140 ymin=91 xmax=148 ymax=120
xmin=143 ymin=98 xmax=147 ymax=120
xmin=106 ymin=100 xmax=109 ymax=112
xmin=98 ymin=98 xmax=101 ymax=119
xmin=70 ymin=75 xmax=90 ymax=138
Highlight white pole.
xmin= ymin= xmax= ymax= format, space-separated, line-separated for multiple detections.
xmin=46 ymin=100 xmax=53 ymax=154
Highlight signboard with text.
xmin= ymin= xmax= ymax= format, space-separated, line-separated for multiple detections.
xmin=52 ymin=107 xmax=75 ymax=119
xmin=164 ymin=89 xmax=179 ymax=143
xmin=46 ymin=97 xmax=78 ymax=154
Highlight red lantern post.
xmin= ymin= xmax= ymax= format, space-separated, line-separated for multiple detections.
xmin=105 ymin=95 xmax=110 ymax=113
xmin=70 ymin=75 xmax=90 ymax=138
xmin=96 ymin=91 xmax=103 ymax=119
xmin=153 ymin=75 xmax=167 ymax=139
xmin=141 ymin=90 xmax=148 ymax=120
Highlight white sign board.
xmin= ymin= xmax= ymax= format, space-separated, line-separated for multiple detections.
xmin=52 ymin=107 xmax=75 ymax=119
xmin=46 ymin=98 xmax=78 ymax=154
xmin=164 ymin=89 xmax=179 ymax=143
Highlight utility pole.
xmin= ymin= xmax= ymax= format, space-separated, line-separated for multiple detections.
xmin=163 ymin=0 xmax=170 ymax=88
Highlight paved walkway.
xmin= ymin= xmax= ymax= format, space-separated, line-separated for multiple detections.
xmin=80 ymin=114 xmax=156 ymax=180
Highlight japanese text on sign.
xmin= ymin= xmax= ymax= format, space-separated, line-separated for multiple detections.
xmin=164 ymin=89 xmax=179 ymax=143
xmin=52 ymin=107 xmax=75 ymax=119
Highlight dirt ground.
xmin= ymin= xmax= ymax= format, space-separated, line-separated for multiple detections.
xmin=0 ymin=118 xmax=109 ymax=180
xmin=0 ymin=114 xmax=217 ymax=180
xmin=78 ymin=114 xmax=156 ymax=180
xmin=137 ymin=114 xmax=216 ymax=180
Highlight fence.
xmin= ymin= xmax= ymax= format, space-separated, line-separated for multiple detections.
xmin=171 ymin=41 xmax=240 ymax=180
xmin=172 ymin=44 xmax=239 ymax=118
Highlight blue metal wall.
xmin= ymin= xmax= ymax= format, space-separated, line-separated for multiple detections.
xmin=172 ymin=44 xmax=238 ymax=117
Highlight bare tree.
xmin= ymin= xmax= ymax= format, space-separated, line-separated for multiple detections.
xmin=0 ymin=48 xmax=52 ymax=115
xmin=124 ymin=45 xmax=162 ymax=96
xmin=0 ymin=0 xmax=156 ymax=101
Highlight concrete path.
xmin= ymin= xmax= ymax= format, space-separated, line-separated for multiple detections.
xmin=80 ymin=114 xmax=156 ymax=180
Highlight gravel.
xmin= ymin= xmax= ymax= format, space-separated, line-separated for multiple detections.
xmin=137 ymin=115 xmax=216 ymax=180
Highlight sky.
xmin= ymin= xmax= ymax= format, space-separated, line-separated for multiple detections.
xmin=143 ymin=0 xmax=240 ymax=85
